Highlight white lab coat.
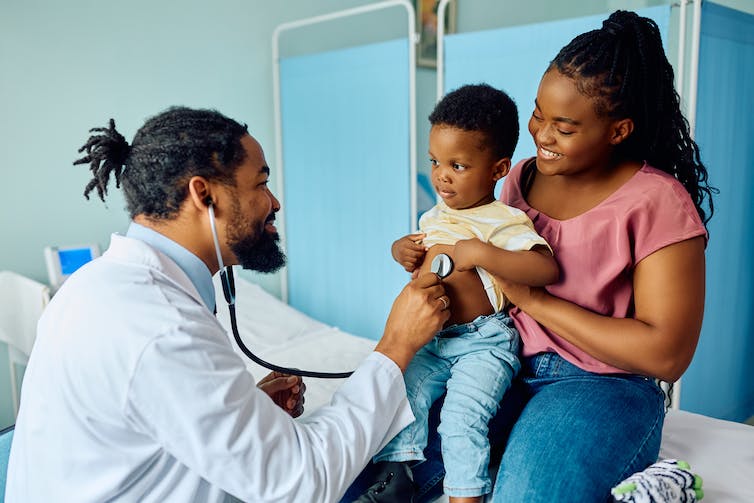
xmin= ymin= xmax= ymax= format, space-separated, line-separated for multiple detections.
xmin=7 ymin=234 xmax=413 ymax=502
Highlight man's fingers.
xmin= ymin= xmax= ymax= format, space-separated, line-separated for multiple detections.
xmin=291 ymin=403 xmax=304 ymax=418
xmin=264 ymin=375 xmax=301 ymax=393
xmin=413 ymin=271 xmax=443 ymax=287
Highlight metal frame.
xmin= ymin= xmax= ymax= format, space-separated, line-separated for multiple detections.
xmin=672 ymin=0 xmax=702 ymax=408
xmin=272 ymin=0 xmax=418 ymax=302
xmin=687 ymin=0 xmax=703 ymax=138
xmin=8 ymin=346 xmax=26 ymax=417
xmin=436 ymin=0 xmax=454 ymax=102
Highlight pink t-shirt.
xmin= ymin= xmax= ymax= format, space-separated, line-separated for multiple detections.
xmin=501 ymin=159 xmax=707 ymax=374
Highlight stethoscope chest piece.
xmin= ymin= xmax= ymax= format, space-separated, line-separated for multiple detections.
xmin=430 ymin=253 xmax=454 ymax=279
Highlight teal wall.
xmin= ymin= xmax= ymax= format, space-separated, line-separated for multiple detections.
xmin=0 ymin=0 xmax=388 ymax=298
xmin=3 ymin=0 xmax=752 ymax=296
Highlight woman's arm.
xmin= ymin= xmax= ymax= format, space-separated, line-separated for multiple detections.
xmin=454 ymin=238 xmax=559 ymax=286
xmin=498 ymin=236 xmax=706 ymax=382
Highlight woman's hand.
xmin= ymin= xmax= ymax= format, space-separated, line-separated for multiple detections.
xmin=495 ymin=276 xmax=548 ymax=311
xmin=496 ymin=236 xmax=706 ymax=382
xmin=257 ymin=372 xmax=306 ymax=418
xmin=392 ymin=233 xmax=427 ymax=272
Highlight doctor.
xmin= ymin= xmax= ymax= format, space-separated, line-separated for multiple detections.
xmin=7 ymin=106 xmax=450 ymax=502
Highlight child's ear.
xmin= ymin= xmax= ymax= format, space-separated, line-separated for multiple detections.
xmin=610 ymin=118 xmax=634 ymax=145
xmin=492 ymin=158 xmax=511 ymax=181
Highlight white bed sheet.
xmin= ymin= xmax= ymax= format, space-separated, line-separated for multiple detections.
xmin=216 ymin=276 xmax=754 ymax=502
xmin=661 ymin=409 xmax=754 ymax=502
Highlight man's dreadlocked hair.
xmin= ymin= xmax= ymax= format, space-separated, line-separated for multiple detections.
xmin=73 ymin=107 xmax=249 ymax=219
xmin=550 ymin=10 xmax=716 ymax=226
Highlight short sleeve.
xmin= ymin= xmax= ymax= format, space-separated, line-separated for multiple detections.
xmin=487 ymin=209 xmax=551 ymax=253
xmin=500 ymin=160 xmax=527 ymax=207
xmin=626 ymin=170 xmax=708 ymax=263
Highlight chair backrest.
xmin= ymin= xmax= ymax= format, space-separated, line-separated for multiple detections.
xmin=0 ymin=271 xmax=50 ymax=426
xmin=0 ymin=271 xmax=50 ymax=356
xmin=0 ymin=424 xmax=14 ymax=502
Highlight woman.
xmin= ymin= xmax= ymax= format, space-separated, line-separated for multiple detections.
xmin=346 ymin=9 xmax=714 ymax=503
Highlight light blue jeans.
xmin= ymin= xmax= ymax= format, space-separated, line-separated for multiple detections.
xmin=341 ymin=352 xmax=665 ymax=503
xmin=374 ymin=312 xmax=520 ymax=497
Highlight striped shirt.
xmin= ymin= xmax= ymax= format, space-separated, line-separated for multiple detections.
xmin=420 ymin=200 xmax=550 ymax=311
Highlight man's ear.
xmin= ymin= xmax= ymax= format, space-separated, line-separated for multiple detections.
xmin=187 ymin=176 xmax=213 ymax=211
xmin=610 ymin=118 xmax=634 ymax=145
xmin=492 ymin=158 xmax=512 ymax=181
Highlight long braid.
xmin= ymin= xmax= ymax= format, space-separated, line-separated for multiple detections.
xmin=73 ymin=107 xmax=249 ymax=219
xmin=551 ymin=10 xmax=716 ymax=226
xmin=74 ymin=119 xmax=128 ymax=202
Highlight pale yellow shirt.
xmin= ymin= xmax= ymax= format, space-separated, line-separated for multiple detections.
xmin=420 ymin=200 xmax=550 ymax=312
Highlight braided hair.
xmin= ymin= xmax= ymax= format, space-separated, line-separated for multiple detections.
xmin=74 ymin=107 xmax=249 ymax=219
xmin=550 ymin=10 xmax=716 ymax=225
xmin=430 ymin=83 xmax=519 ymax=159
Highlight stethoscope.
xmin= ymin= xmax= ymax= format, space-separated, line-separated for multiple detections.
xmin=208 ymin=203 xmax=354 ymax=378
xmin=208 ymin=202 xmax=455 ymax=379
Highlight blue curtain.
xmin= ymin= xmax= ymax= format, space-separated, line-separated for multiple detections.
xmin=444 ymin=6 xmax=669 ymax=168
xmin=682 ymin=3 xmax=754 ymax=421
xmin=280 ymin=38 xmax=411 ymax=340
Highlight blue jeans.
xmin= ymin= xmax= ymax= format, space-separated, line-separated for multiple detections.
xmin=374 ymin=312 xmax=519 ymax=497
xmin=342 ymin=352 xmax=665 ymax=503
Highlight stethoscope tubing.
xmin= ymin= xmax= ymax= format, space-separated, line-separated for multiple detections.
xmin=220 ymin=267 xmax=354 ymax=379
xmin=222 ymin=253 xmax=454 ymax=378
xmin=209 ymin=203 xmax=354 ymax=378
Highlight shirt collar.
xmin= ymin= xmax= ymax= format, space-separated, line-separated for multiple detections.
xmin=126 ymin=222 xmax=216 ymax=312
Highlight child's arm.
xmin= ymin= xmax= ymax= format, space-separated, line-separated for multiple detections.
xmin=391 ymin=233 xmax=427 ymax=273
xmin=453 ymin=238 xmax=559 ymax=286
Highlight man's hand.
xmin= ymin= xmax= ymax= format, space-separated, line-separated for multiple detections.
xmin=257 ymin=372 xmax=306 ymax=418
xmin=376 ymin=272 xmax=450 ymax=371
xmin=391 ymin=233 xmax=427 ymax=272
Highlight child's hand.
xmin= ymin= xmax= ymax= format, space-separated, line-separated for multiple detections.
xmin=257 ymin=372 xmax=306 ymax=418
xmin=453 ymin=238 xmax=485 ymax=272
xmin=392 ymin=233 xmax=427 ymax=272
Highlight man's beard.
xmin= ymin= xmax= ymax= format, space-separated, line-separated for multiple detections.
xmin=231 ymin=229 xmax=286 ymax=273
xmin=227 ymin=206 xmax=286 ymax=274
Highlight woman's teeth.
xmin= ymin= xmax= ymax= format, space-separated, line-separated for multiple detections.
xmin=539 ymin=146 xmax=562 ymax=159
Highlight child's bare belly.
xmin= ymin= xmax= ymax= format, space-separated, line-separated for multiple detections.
xmin=420 ymin=244 xmax=495 ymax=328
